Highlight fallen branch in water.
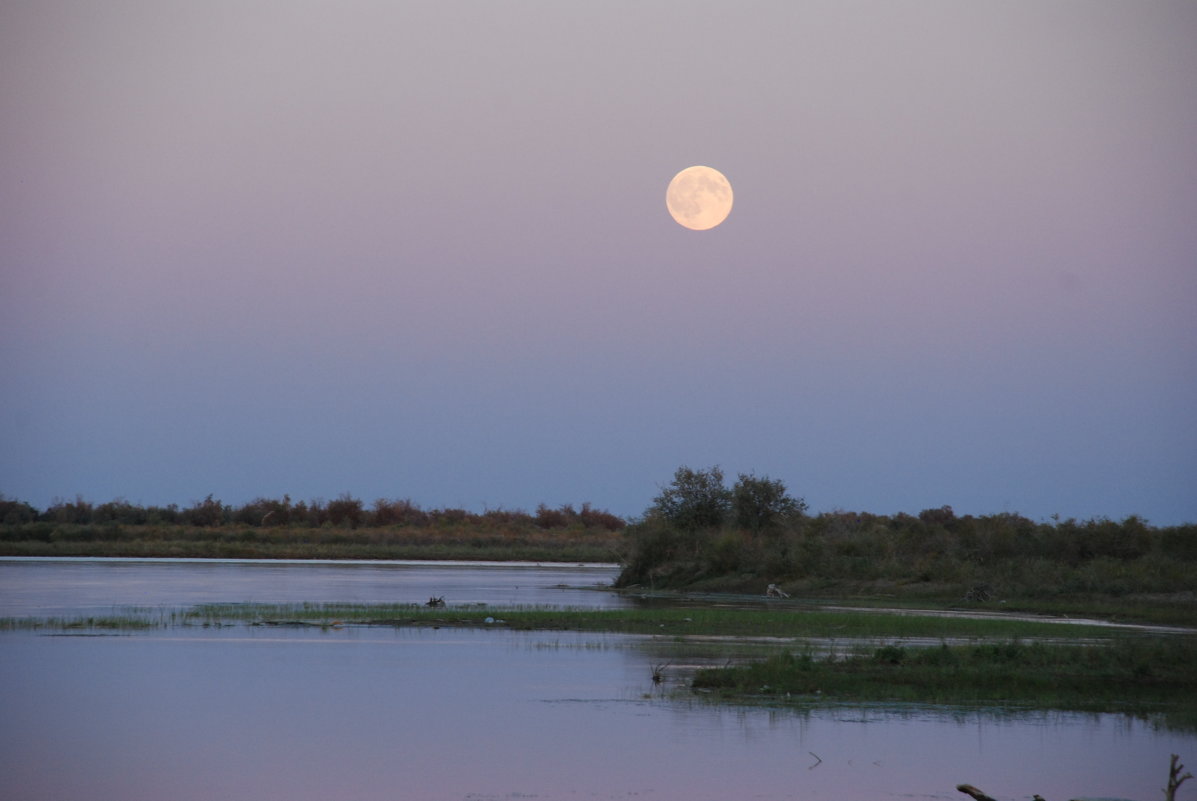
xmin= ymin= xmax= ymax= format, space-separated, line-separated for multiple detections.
xmin=959 ymin=753 xmax=1191 ymax=801
xmin=956 ymin=785 xmax=997 ymax=801
xmin=956 ymin=784 xmax=1052 ymax=801
xmin=1167 ymin=754 xmax=1192 ymax=801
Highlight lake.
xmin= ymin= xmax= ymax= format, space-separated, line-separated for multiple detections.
xmin=1 ymin=558 xmax=1193 ymax=801
xmin=0 ymin=556 xmax=627 ymax=617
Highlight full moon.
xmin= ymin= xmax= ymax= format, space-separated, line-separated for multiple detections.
xmin=665 ymin=165 xmax=733 ymax=230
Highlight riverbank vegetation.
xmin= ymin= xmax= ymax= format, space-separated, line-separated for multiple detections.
xmin=0 ymin=494 xmax=624 ymax=562
xmin=3 ymin=474 xmax=1195 ymax=624
xmin=615 ymin=467 xmax=1197 ymax=626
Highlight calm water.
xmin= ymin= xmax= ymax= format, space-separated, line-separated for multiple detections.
xmin=0 ymin=557 xmax=625 ymax=617
xmin=1 ymin=558 xmax=1193 ymax=801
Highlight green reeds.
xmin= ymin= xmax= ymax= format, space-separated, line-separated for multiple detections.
xmin=691 ymin=636 xmax=1197 ymax=728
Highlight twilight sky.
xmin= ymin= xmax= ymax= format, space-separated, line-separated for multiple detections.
xmin=3 ymin=1 xmax=1195 ymax=524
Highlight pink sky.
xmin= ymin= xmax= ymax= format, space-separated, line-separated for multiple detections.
xmin=2 ymin=1 xmax=1195 ymax=523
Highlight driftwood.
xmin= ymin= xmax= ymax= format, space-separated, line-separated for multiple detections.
xmin=958 ymin=753 xmax=1191 ymax=801
xmin=766 ymin=584 xmax=790 ymax=598
xmin=1167 ymin=754 xmax=1193 ymax=801
xmin=958 ymin=785 xmax=1059 ymax=801
xmin=425 ymin=596 xmax=445 ymax=608
xmin=956 ymin=785 xmax=998 ymax=801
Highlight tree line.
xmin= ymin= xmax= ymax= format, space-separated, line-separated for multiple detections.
xmin=4 ymin=465 xmax=1194 ymax=603
xmin=0 ymin=494 xmax=625 ymax=532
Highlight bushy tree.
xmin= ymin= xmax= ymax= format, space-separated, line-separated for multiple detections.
xmin=732 ymin=473 xmax=806 ymax=533
xmin=183 ymin=494 xmax=226 ymax=527
xmin=650 ymin=466 xmax=731 ymax=531
xmin=325 ymin=494 xmax=365 ymax=528
xmin=94 ymin=499 xmax=147 ymax=525
xmin=371 ymin=498 xmax=427 ymax=527
xmin=578 ymin=502 xmax=625 ymax=531
xmin=46 ymin=495 xmax=94 ymax=524
xmin=0 ymin=496 xmax=38 ymax=524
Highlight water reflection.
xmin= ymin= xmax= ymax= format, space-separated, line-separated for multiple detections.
xmin=1 ymin=626 xmax=1192 ymax=801
xmin=0 ymin=557 xmax=624 ymax=617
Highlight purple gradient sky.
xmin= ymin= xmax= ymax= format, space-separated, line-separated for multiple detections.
xmin=3 ymin=2 xmax=1195 ymax=523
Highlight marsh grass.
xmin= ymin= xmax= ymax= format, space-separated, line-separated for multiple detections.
xmin=690 ymin=636 xmax=1197 ymax=729
xmin=3 ymin=603 xmax=1136 ymax=642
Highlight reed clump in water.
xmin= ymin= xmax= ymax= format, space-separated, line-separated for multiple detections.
xmin=690 ymin=636 xmax=1197 ymax=726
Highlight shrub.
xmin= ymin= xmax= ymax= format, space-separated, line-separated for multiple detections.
xmin=1084 ymin=516 xmax=1151 ymax=560
xmin=325 ymin=494 xmax=364 ymax=528
xmin=650 ymin=466 xmax=731 ymax=531
xmin=732 ymin=473 xmax=806 ymax=533
xmin=1158 ymin=524 xmax=1197 ymax=560
xmin=45 ymin=496 xmax=94 ymax=525
xmin=435 ymin=508 xmax=470 ymax=526
xmin=616 ymin=519 xmax=694 ymax=587
xmin=182 ymin=495 xmax=226 ymax=527
xmin=91 ymin=499 xmax=149 ymax=525
xmin=0 ymin=497 xmax=38 ymax=525
xmin=482 ymin=508 xmax=533 ymax=528
xmin=144 ymin=504 xmax=181 ymax=525
xmin=534 ymin=504 xmax=571 ymax=529
xmin=371 ymin=498 xmax=427 ymax=527
xmin=578 ymin=503 xmax=625 ymax=531
xmin=918 ymin=505 xmax=955 ymax=527
xmin=705 ymin=531 xmax=746 ymax=575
